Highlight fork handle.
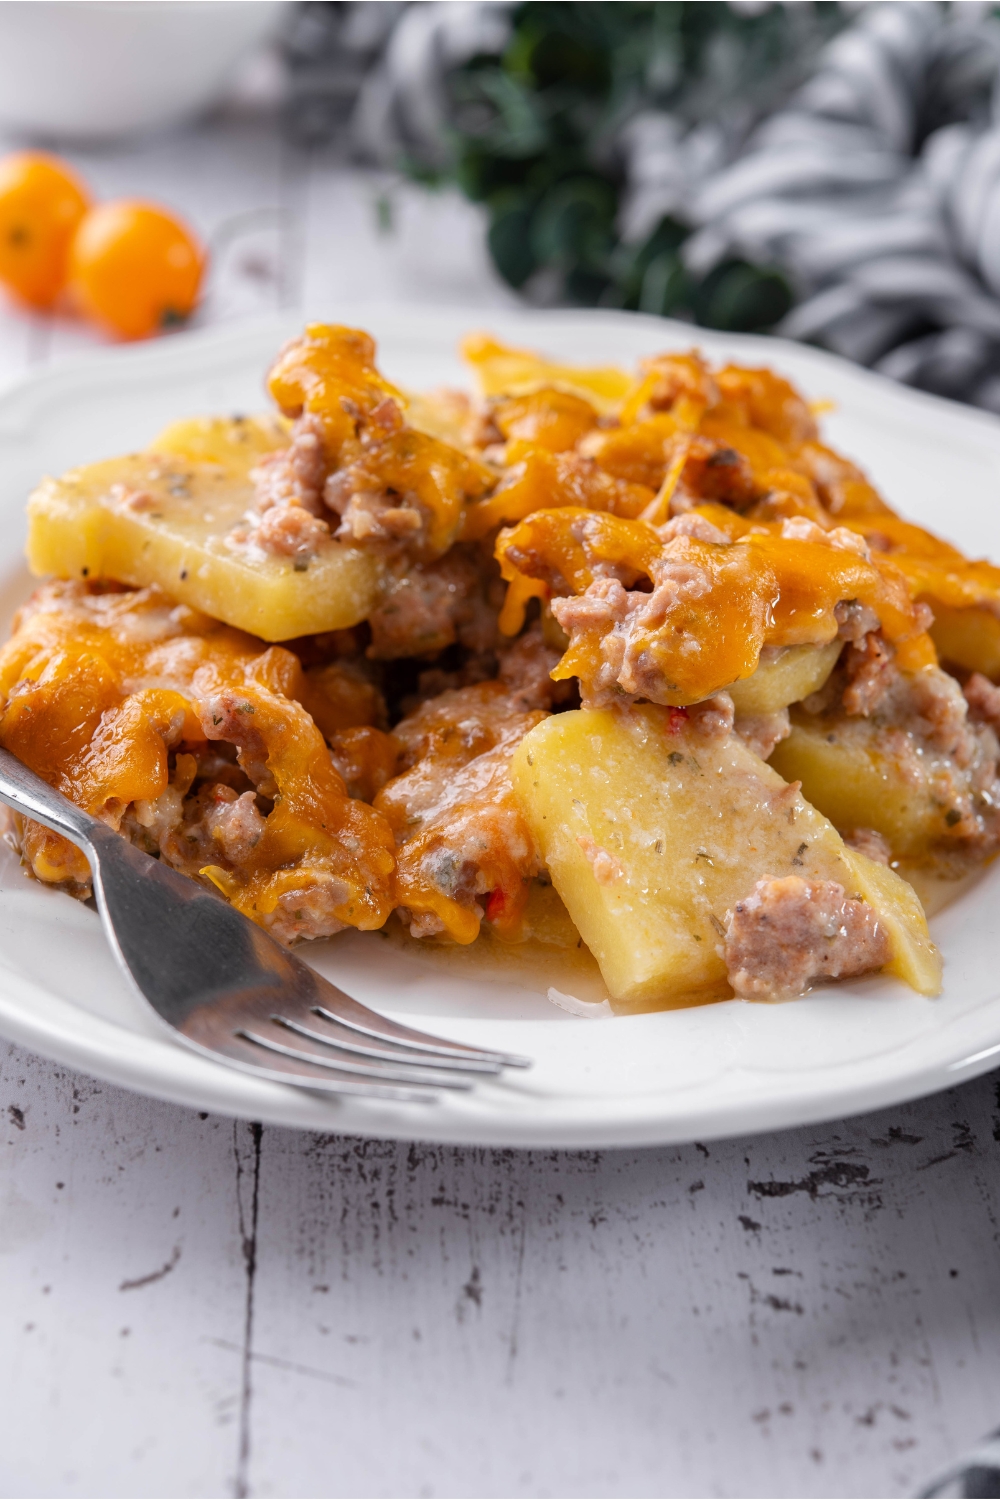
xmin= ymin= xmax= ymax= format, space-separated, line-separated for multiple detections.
xmin=0 ymin=747 xmax=105 ymax=852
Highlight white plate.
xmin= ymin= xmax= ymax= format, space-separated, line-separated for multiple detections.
xmin=1 ymin=305 xmax=1000 ymax=1148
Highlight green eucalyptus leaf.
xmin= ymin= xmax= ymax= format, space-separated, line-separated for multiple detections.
xmin=564 ymin=265 xmax=614 ymax=306
xmin=456 ymin=146 xmax=541 ymax=203
xmin=488 ymin=197 xmax=540 ymax=289
xmin=408 ymin=1 xmax=852 ymax=327
xmin=638 ymin=251 xmax=690 ymax=317
xmin=694 ymin=260 xmax=792 ymax=333
xmin=612 ymin=216 xmax=690 ymax=309
xmin=525 ymin=27 xmax=611 ymax=93
xmin=530 ymin=175 xmax=616 ymax=266
xmin=469 ymin=69 xmax=550 ymax=157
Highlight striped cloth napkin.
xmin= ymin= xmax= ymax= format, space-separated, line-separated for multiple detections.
xmin=650 ymin=1 xmax=1000 ymax=411
xmin=921 ymin=1427 xmax=1000 ymax=1498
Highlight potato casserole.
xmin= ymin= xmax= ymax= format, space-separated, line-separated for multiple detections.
xmin=8 ymin=323 xmax=1000 ymax=1010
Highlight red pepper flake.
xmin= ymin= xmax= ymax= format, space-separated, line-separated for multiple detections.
xmin=667 ymin=707 xmax=689 ymax=734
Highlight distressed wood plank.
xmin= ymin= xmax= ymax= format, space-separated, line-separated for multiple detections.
xmin=243 ymin=1076 xmax=1000 ymax=1500
xmin=0 ymin=1041 xmax=255 ymax=1498
xmin=3 ymin=1040 xmax=1000 ymax=1498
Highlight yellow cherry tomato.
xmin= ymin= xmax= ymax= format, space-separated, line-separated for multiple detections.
xmin=69 ymin=200 xmax=205 ymax=340
xmin=0 ymin=151 xmax=90 ymax=309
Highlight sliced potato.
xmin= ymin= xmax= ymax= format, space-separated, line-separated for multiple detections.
xmin=838 ymin=848 xmax=939 ymax=995
xmin=511 ymin=704 xmax=939 ymax=1010
xmin=404 ymin=390 xmax=472 ymax=449
xmin=461 ymin=334 xmax=636 ymax=415
xmin=728 ymin=640 xmax=841 ymax=716
xmin=770 ymin=713 xmax=950 ymax=858
xmin=928 ymin=602 xmax=1000 ymax=680
xmin=149 ymin=413 xmax=290 ymax=464
xmin=26 ymin=416 xmax=384 ymax=642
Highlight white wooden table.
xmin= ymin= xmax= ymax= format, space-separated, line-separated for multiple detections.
xmin=1 ymin=114 xmax=999 ymax=1500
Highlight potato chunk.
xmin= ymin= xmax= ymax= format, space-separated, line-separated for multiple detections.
xmin=770 ymin=713 xmax=954 ymax=858
xmin=462 ymin=334 xmax=635 ymax=415
xmin=148 ymin=413 xmax=291 ymax=465
xmin=928 ymin=603 xmax=1000 ymax=680
xmin=511 ymin=704 xmax=939 ymax=1009
xmin=727 ymin=640 xmax=841 ymax=716
xmin=26 ymin=416 xmax=383 ymax=642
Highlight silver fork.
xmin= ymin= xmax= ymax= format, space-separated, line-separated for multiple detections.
xmin=0 ymin=747 xmax=529 ymax=1103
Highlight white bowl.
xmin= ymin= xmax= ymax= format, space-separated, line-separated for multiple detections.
xmin=0 ymin=1 xmax=287 ymax=143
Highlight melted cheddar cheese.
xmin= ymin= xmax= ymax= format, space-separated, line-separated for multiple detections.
xmin=267 ymin=323 xmax=405 ymax=459
xmin=496 ymin=507 xmax=932 ymax=705
xmin=0 ymin=584 xmax=395 ymax=940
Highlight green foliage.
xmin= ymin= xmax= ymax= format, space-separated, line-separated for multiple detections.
xmin=430 ymin=0 xmax=845 ymax=331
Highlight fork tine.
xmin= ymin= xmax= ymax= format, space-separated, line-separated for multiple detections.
xmin=276 ymin=1014 xmax=504 ymax=1075
xmin=310 ymin=1001 xmax=531 ymax=1070
xmin=220 ymin=1043 xmax=437 ymax=1104
xmin=237 ymin=1029 xmax=477 ymax=1091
